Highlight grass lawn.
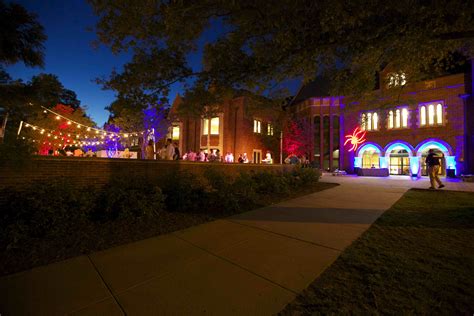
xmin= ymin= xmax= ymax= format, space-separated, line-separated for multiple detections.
xmin=0 ymin=181 xmax=337 ymax=277
xmin=280 ymin=189 xmax=474 ymax=315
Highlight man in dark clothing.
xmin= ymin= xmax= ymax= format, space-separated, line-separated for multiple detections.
xmin=425 ymin=149 xmax=444 ymax=189
xmin=173 ymin=142 xmax=180 ymax=160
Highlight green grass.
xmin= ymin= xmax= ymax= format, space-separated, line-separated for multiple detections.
xmin=280 ymin=189 xmax=474 ymax=315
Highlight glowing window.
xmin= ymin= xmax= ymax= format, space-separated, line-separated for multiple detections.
xmin=210 ymin=117 xmax=219 ymax=135
xmin=395 ymin=109 xmax=401 ymax=128
xmin=387 ymin=72 xmax=407 ymax=88
xmin=172 ymin=126 xmax=180 ymax=140
xmin=253 ymin=119 xmax=261 ymax=133
xmin=367 ymin=113 xmax=372 ymax=130
xmin=436 ymin=103 xmax=443 ymax=124
xmin=361 ymin=114 xmax=366 ymax=130
xmin=388 ymin=111 xmax=394 ymax=129
xmin=202 ymin=118 xmax=209 ymax=135
xmin=420 ymin=106 xmax=426 ymax=126
xmin=267 ymin=123 xmax=273 ymax=136
xmin=428 ymin=104 xmax=435 ymax=125
xmin=402 ymin=108 xmax=408 ymax=127
xmin=373 ymin=113 xmax=378 ymax=130
xmin=361 ymin=112 xmax=378 ymax=131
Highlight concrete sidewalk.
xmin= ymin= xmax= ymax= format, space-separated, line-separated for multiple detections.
xmin=0 ymin=180 xmax=408 ymax=315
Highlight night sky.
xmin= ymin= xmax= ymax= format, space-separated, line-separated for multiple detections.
xmin=6 ymin=0 xmax=300 ymax=126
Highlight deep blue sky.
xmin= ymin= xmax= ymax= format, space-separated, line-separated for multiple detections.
xmin=6 ymin=0 xmax=300 ymax=126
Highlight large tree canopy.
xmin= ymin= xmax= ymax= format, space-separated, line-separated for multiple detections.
xmin=0 ymin=0 xmax=46 ymax=67
xmin=90 ymin=0 xmax=474 ymax=106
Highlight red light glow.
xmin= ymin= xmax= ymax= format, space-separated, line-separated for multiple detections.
xmin=344 ymin=127 xmax=367 ymax=152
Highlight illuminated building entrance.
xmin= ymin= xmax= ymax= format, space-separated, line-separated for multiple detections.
xmin=388 ymin=149 xmax=410 ymax=175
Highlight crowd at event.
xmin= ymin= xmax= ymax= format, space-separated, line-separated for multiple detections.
xmin=43 ymin=138 xmax=316 ymax=165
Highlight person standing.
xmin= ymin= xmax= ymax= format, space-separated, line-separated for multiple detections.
xmin=426 ymin=149 xmax=444 ymax=189
xmin=145 ymin=139 xmax=155 ymax=160
xmin=166 ymin=138 xmax=175 ymax=160
xmin=173 ymin=142 xmax=180 ymax=160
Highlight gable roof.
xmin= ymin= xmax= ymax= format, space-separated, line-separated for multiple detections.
xmin=289 ymin=77 xmax=332 ymax=106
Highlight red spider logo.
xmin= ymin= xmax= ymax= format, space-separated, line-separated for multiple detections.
xmin=344 ymin=127 xmax=367 ymax=152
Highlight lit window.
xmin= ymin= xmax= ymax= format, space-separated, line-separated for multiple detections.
xmin=388 ymin=111 xmax=394 ymax=129
xmin=172 ymin=126 xmax=180 ymax=140
xmin=402 ymin=108 xmax=408 ymax=127
xmin=202 ymin=118 xmax=209 ymax=135
xmin=360 ymin=112 xmax=378 ymax=131
xmin=395 ymin=109 xmax=401 ymax=128
xmin=436 ymin=103 xmax=443 ymax=124
xmin=210 ymin=117 xmax=219 ymax=135
xmin=420 ymin=103 xmax=443 ymax=126
xmin=420 ymin=106 xmax=426 ymax=126
xmin=253 ymin=119 xmax=261 ymax=133
xmin=267 ymin=123 xmax=274 ymax=136
xmin=387 ymin=72 xmax=407 ymax=88
xmin=428 ymin=104 xmax=435 ymax=125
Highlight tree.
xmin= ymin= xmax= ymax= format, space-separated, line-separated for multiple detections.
xmin=90 ymin=0 xmax=474 ymax=107
xmin=28 ymin=74 xmax=81 ymax=109
xmin=282 ymin=119 xmax=312 ymax=157
xmin=0 ymin=0 xmax=46 ymax=67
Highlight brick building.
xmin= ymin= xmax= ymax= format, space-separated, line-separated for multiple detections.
xmin=168 ymin=94 xmax=282 ymax=163
xmin=289 ymin=64 xmax=474 ymax=177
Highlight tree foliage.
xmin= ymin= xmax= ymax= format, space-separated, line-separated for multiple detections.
xmin=0 ymin=0 xmax=46 ymax=67
xmin=90 ymin=0 xmax=474 ymax=106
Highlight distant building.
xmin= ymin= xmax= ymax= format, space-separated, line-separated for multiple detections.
xmin=168 ymin=94 xmax=282 ymax=163
xmin=288 ymin=63 xmax=474 ymax=177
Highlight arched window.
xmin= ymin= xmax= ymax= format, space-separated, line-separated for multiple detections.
xmin=420 ymin=106 xmax=426 ymax=126
xmin=395 ymin=109 xmax=401 ymax=128
xmin=367 ymin=113 xmax=372 ymax=130
xmin=428 ymin=104 xmax=435 ymax=125
xmin=436 ymin=103 xmax=443 ymax=124
xmin=373 ymin=113 xmax=378 ymax=130
xmin=361 ymin=113 xmax=366 ymax=130
xmin=402 ymin=108 xmax=408 ymax=127
xmin=388 ymin=111 xmax=394 ymax=129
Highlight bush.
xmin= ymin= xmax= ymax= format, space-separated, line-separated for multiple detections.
xmin=0 ymin=180 xmax=94 ymax=249
xmin=252 ymin=171 xmax=290 ymax=196
xmin=293 ymin=166 xmax=321 ymax=186
xmin=94 ymin=177 xmax=165 ymax=221
xmin=161 ymin=171 xmax=210 ymax=213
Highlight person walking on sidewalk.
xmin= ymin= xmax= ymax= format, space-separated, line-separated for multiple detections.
xmin=426 ymin=149 xmax=445 ymax=189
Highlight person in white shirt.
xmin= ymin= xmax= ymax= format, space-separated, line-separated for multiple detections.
xmin=165 ymin=138 xmax=175 ymax=160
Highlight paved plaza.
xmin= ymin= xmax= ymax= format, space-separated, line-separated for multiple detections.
xmin=1 ymin=175 xmax=473 ymax=315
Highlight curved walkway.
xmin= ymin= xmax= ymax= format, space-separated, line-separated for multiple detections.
xmin=2 ymin=175 xmax=471 ymax=315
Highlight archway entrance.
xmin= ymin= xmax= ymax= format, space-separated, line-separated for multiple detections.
xmin=388 ymin=149 xmax=410 ymax=175
xmin=416 ymin=140 xmax=453 ymax=177
xmin=361 ymin=148 xmax=380 ymax=168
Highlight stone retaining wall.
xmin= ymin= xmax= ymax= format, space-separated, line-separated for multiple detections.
xmin=0 ymin=156 xmax=292 ymax=189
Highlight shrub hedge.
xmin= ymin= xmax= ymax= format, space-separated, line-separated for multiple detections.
xmin=0 ymin=166 xmax=320 ymax=251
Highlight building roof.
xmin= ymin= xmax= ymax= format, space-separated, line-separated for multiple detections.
xmin=289 ymin=77 xmax=332 ymax=106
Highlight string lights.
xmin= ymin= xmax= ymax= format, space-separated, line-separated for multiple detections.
xmin=40 ymin=106 xmax=145 ymax=137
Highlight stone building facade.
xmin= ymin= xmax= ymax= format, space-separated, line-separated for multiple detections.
xmin=289 ymin=65 xmax=474 ymax=177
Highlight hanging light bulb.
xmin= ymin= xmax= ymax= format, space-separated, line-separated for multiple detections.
xmin=86 ymin=127 xmax=90 ymax=131
xmin=67 ymin=121 xmax=72 ymax=125
xmin=56 ymin=115 xmax=60 ymax=120
xmin=33 ymin=126 xmax=37 ymax=130
xmin=77 ymin=124 xmax=81 ymax=128
xmin=25 ymin=123 xmax=30 ymax=127
xmin=47 ymin=133 xmax=51 ymax=137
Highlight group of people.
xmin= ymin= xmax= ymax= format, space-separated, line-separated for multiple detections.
xmin=145 ymin=139 xmax=180 ymax=160
xmin=284 ymin=153 xmax=310 ymax=166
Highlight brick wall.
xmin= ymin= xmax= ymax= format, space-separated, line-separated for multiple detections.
xmin=0 ymin=156 xmax=292 ymax=190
